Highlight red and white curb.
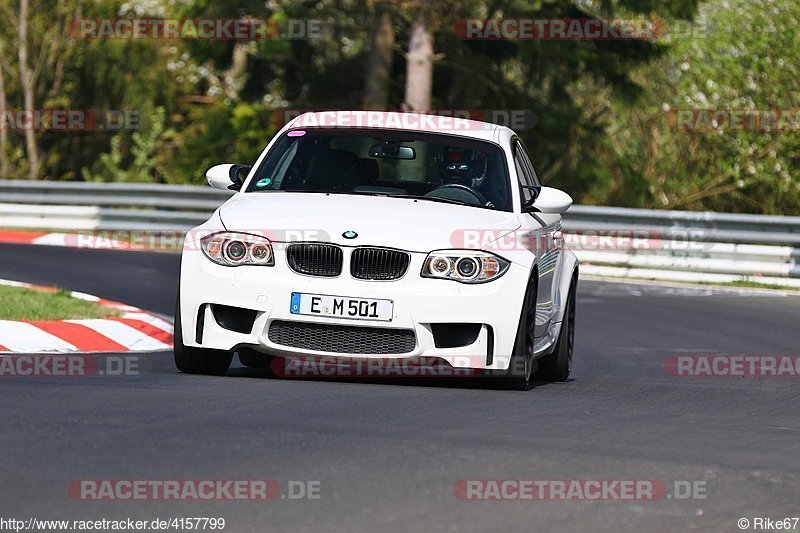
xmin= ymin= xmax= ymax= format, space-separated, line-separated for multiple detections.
xmin=0 ymin=230 xmax=145 ymax=251
xmin=0 ymin=279 xmax=173 ymax=353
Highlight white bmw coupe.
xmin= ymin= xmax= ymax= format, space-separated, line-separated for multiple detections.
xmin=175 ymin=111 xmax=578 ymax=389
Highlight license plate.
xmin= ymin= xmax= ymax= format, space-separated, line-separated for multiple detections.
xmin=290 ymin=292 xmax=393 ymax=322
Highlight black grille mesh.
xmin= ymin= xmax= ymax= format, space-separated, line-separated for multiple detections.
xmin=268 ymin=320 xmax=416 ymax=354
xmin=350 ymin=247 xmax=410 ymax=280
xmin=286 ymin=243 xmax=343 ymax=277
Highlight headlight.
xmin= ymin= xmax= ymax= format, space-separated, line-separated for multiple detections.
xmin=201 ymin=232 xmax=274 ymax=267
xmin=421 ymin=251 xmax=509 ymax=283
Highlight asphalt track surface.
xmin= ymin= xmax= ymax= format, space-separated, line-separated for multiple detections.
xmin=1 ymin=243 xmax=799 ymax=532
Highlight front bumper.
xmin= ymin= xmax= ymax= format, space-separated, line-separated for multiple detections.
xmin=179 ymin=244 xmax=529 ymax=371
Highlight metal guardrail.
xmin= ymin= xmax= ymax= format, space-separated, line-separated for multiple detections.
xmin=0 ymin=180 xmax=232 ymax=212
xmin=0 ymin=180 xmax=232 ymax=231
xmin=0 ymin=179 xmax=798 ymax=282
xmin=565 ymin=205 xmax=800 ymax=246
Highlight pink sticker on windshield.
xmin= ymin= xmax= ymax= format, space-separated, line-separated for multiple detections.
xmin=287 ymin=130 xmax=306 ymax=137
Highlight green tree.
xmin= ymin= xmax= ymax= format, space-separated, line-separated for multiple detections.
xmin=82 ymin=107 xmax=171 ymax=182
xmin=599 ymin=0 xmax=800 ymax=214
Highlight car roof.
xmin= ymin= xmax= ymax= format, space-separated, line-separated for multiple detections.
xmin=286 ymin=111 xmax=512 ymax=144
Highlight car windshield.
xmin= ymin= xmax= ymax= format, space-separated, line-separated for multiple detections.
xmin=245 ymin=128 xmax=512 ymax=212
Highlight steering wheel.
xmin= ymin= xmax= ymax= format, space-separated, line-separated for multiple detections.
xmin=425 ymin=183 xmax=489 ymax=206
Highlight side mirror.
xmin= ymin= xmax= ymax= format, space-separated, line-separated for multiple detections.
xmin=529 ymin=186 xmax=573 ymax=214
xmin=206 ymin=164 xmax=252 ymax=192
xmin=522 ymin=184 xmax=542 ymax=212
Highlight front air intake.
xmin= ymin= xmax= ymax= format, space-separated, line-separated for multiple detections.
xmin=268 ymin=320 xmax=416 ymax=354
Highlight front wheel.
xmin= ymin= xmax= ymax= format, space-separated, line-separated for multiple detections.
xmin=492 ymin=275 xmax=537 ymax=390
xmin=534 ymin=280 xmax=576 ymax=382
xmin=174 ymin=294 xmax=233 ymax=376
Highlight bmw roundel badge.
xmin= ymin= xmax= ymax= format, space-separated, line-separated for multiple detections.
xmin=342 ymin=230 xmax=358 ymax=239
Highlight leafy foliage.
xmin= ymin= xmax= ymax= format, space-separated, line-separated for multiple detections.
xmin=1 ymin=0 xmax=796 ymax=214
xmin=599 ymin=0 xmax=800 ymax=213
xmin=82 ymin=107 xmax=171 ymax=182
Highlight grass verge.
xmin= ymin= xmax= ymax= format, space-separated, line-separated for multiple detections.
xmin=714 ymin=279 xmax=800 ymax=291
xmin=0 ymin=285 xmax=122 ymax=321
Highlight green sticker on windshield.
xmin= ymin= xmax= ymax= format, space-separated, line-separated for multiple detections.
xmin=256 ymin=178 xmax=272 ymax=188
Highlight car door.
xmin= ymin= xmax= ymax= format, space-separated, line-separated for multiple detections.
xmin=513 ymin=139 xmax=563 ymax=338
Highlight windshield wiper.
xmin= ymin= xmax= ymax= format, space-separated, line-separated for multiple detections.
xmin=263 ymin=189 xmax=469 ymax=206
xmin=401 ymin=194 xmax=467 ymax=205
xmin=357 ymin=192 xmax=467 ymax=206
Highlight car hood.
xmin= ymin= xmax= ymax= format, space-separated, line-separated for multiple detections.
xmin=218 ymin=192 xmax=520 ymax=253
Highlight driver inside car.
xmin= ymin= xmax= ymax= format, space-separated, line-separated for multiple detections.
xmin=438 ymin=148 xmax=495 ymax=208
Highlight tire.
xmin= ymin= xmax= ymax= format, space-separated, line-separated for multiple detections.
xmin=173 ymin=293 xmax=233 ymax=376
xmin=534 ymin=279 xmax=576 ymax=382
xmin=493 ymin=275 xmax=537 ymax=390
xmin=238 ymin=348 xmax=275 ymax=374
